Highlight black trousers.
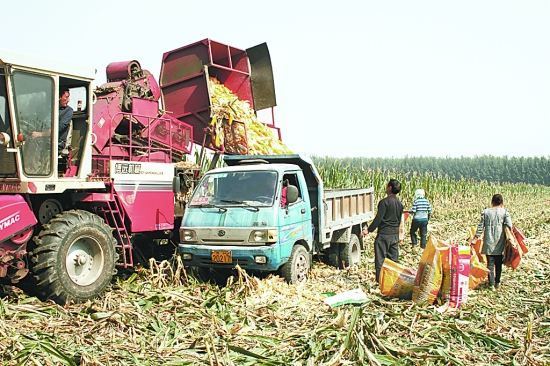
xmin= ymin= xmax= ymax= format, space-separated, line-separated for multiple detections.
xmin=374 ymin=233 xmax=400 ymax=283
xmin=410 ymin=220 xmax=428 ymax=248
xmin=486 ymin=255 xmax=503 ymax=286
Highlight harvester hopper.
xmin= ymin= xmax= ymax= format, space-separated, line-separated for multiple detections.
xmin=159 ymin=39 xmax=280 ymax=155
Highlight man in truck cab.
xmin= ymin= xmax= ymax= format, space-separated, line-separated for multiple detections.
xmin=280 ymin=180 xmax=288 ymax=207
xmin=247 ymin=172 xmax=278 ymax=204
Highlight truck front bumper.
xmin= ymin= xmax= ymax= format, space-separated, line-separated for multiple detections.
xmin=178 ymin=243 xmax=286 ymax=271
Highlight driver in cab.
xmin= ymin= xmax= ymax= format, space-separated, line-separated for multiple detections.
xmin=31 ymin=88 xmax=73 ymax=150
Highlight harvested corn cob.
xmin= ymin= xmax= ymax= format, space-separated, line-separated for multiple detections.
xmin=208 ymin=77 xmax=292 ymax=155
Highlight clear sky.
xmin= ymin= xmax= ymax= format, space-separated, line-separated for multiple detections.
xmin=3 ymin=0 xmax=549 ymax=158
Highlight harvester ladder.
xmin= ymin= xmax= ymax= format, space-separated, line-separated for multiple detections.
xmin=101 ymin=186 xmax=133 ymax=268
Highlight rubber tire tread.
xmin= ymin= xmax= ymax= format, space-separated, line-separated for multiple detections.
xmin=30 ymin=209 xmax=118 ymax=304
xmin=280 ymin=245 xmax=310 ymax=284
xmin=338 ymin=234 xmax=361 ymax=268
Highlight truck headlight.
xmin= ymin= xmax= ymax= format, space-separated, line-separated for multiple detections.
xmin=179 ymin=229 xmax=197 ymax=242
xmin=248 ymin=229 xmax=278 ymax=243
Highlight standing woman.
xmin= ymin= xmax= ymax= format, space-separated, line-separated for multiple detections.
xmin=471 ymin=194 xmax=513 ymax=290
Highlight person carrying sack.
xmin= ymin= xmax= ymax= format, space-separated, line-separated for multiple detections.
xmin=471 ymin=194 xmax=513 ymax=291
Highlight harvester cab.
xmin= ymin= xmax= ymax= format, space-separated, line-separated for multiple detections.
xmin=0 ymin=54 xmax=95 ymax=182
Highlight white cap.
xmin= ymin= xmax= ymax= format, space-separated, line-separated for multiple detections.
xmin=415 ymin=189 xmax=425 ymax=198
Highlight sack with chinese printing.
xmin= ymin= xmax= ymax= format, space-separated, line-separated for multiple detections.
xmin=412 ymin=235 xmax=445 ymax=306
xmin=379 ymin=258 xmax=417 ymax=300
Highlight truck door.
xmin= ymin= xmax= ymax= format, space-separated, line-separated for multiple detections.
xmin=278 ymin=173 xmax=312 ymax=253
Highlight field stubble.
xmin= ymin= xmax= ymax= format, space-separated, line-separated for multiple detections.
xmin=0 ymin=176 xmax=549 ymax=365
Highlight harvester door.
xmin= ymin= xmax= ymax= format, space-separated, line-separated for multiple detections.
xmin=0 ymin=70 xmax=17 ymax=178
xmin=12 ymin=71 xmax=55 ymax=177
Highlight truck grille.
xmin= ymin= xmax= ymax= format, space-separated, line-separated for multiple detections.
xmin=201 ymin=239 xmax=246 ymax=245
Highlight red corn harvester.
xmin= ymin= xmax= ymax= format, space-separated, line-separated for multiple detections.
xmin=0 ymin=39 xmax=281 ymax=304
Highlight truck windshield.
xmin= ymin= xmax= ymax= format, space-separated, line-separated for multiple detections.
xmin=190 ymin=170 xmax=278 ymax=207
xmin=0 ymin=69 xmax=17 ymax=178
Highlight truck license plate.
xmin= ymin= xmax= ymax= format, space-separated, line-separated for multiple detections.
xmin=211 ymin=250 xmax=232 ymax=263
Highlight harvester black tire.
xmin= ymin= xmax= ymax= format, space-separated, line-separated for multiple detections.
xmin=30 ymin=210 xmax=118 ymax=305
xmin=280 ymin=245 xmax=310 ymax=284
xmin=338 ymin=234 xmax=361 ymax=268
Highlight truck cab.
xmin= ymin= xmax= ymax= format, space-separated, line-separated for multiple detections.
xmin=179 ymin=157 xmax=314 ymax=282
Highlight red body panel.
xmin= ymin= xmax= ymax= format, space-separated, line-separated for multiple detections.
xmin=159 ymin=39 xmax=253 ymax=148
xmin=113 ymin=181 xmax=175 ymax=232
xmin=0 ymin=194 xmax=37 ymax=243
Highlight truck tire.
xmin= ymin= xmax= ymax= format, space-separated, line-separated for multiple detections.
xmin=339 ymin=234 xmax=361 ymax=268
xmin=30 ymin=210 xmax=118 ymax=304
xmin=280 ymin=245 xmax=310 ymax=284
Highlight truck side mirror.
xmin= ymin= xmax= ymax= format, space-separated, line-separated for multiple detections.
xmin=286 ymin=185 xmax=299 ymax=204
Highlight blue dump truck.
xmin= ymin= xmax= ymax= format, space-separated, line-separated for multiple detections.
xmin=178 ymin=154 xmax=375 ymax=282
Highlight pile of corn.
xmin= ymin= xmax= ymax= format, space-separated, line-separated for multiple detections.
xmin=208 ymin=77 xmax=292 ymax=155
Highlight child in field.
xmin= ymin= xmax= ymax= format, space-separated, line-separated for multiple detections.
xmin=408 ymin=189 xmax=432 ymax=249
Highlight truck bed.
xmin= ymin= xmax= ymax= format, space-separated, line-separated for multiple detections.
xmin=319 ymin=187 xmax=375 ymax=245
xmin=324 ymin=188 xmax=374 ymax=227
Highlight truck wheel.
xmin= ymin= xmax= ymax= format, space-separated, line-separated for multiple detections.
xmin=339 ymin=234 xmax=361 ymax=268
xmin=30 ymin=210 xmax=118 ymax=304
xmin=280 ymin=245 xmax=310 ymax=284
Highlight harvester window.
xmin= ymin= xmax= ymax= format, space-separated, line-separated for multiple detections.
xmin=0 ymin=73 xmax=17 ymax=178
xmin=67 ymin=86 xmax=87 ymax=112
xmin=12 ymin=71 xmax=54 ymax=176
xmin=0 ymin=96 xmax=7 ymax=132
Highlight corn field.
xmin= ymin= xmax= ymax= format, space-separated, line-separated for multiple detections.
xmin=0 ymin=161 xmax=549 ymax=365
